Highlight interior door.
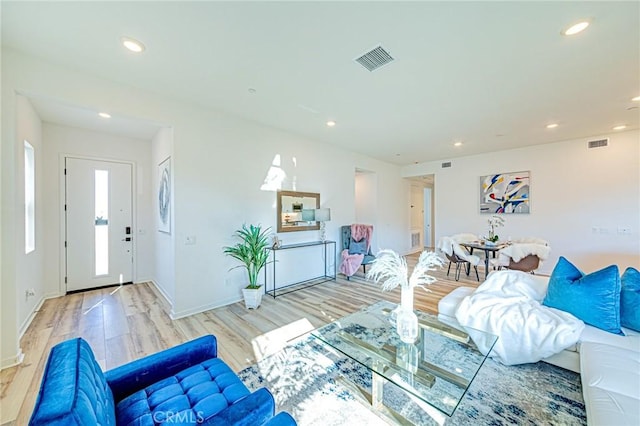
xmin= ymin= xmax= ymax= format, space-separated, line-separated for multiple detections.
xmin=65 ymin=157 xmax=133 ymax=292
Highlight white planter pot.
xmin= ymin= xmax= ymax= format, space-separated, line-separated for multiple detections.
xmin=242 ymin=287 xmax=263 ymax=309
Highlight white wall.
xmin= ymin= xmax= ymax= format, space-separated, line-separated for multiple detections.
xmin=402 ymin=131 xmax=640 ymax=274
xmin=41 ymin=123 xmax=154 ymax=296
xmin=14 ymin=95 xmax=46 ymax=349
xmin=170 ymin=114 xmax=409 ymax=318
xmin=1 ymin=46 xmax=410 ymax=360
xmin=355 ymin=170 xmax=379 ymax=250
xmin=1 ymin=74 xmax=19 ymax=368
xmin=151 ymin=127 xmax=174 ymax=304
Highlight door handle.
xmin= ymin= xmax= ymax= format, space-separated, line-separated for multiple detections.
xmin=122 ymin=237 xmax=132 ymax=242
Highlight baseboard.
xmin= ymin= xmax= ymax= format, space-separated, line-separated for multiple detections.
xmin=169 ymin=296 xmax=242 ymax=320
xmin=0 ymin=348 xmax=24 ymax=370
xmin=18 ymin=291 xmax=60 ymax=340
xmin=148 ymin=280 xmax=241 ymax=320
xmin=147 ymin=280 xmax=174 ymax=317
xmin=405 ymin=248 xmax=423 ymax=256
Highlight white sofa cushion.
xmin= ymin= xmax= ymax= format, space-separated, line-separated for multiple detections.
xmin=580 ymin=342 xmax=640 ymax=426
xmin=437 ymin=286 xmax=474 ymax=316
xmin=580 ymin=325 xmax=640 ymax=350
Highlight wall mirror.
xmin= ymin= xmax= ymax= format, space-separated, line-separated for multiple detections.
xmin=277 ymin=190 xmax=320 ymax=233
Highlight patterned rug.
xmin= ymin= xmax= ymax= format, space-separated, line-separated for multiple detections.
xmin=238 ymin=337 xmax=586 ymax=425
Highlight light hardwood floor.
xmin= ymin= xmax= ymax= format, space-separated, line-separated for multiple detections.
xmin=0 ymin=256 xmax=482 ymax=425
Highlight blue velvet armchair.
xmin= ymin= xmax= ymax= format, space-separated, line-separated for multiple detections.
xmin=29 ymin=335 xmax=296 ymax=426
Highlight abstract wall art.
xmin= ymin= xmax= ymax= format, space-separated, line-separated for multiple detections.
xmin=158 ymin=156 xmax=171 ymax=233
xmin=480 ymin=171 xmax=530 ymax=214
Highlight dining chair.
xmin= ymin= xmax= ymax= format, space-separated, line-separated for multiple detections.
xmin=438 ymin=236 xmax=481 ymax=281
xmin=492 ymin=242 xmax=551 ymax=274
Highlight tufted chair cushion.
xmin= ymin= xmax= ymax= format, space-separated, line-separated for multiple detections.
xmin=31 ymin=336 xmax=295 ymax=426
xmin=29 ymin=338 xmax=116 ymax=425
xmin=115 ymin=358 xmax=250 ymax=425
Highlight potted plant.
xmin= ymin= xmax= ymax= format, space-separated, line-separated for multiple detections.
xmin=485 ymin=214 xmax=505 ymax=246
xmin=223 ymin=224 xmax=271 ymax=309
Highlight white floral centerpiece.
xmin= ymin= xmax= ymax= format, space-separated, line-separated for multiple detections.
xmin=366 ymin=249 xmax=444 ymax=342
xmin=485 ymin=214 xmax=505 ymax=244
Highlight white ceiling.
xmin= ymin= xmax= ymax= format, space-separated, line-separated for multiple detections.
xmin=26 ymin=94 xmax=165 ymax=140
xmin=2 ymin=1 xmax=639 ymax=165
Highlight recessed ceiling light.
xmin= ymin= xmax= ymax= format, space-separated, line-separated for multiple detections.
xmin=632 ymin=96 xmax=640 ymax=102
xmin=563 ymin=21 xmax=590 ymax=36
xmin=546 ymin=123 xmax=559 ymax=129
xmin=121 ymin=37 xmax=145 ymax=53
xmin=454 ymin=141 xmax=463 ymax=147
xmin=326 ymin=120 xmax=336 ymax=127
xmin=248 ymin=88 xmax=257 ymax=94
xmin=613 ymin=125 xmax=627 ymax=131
xmin=98 ymin=112 xmax=111 ymax=118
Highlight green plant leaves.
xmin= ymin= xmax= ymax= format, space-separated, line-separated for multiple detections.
xmin=223 ymin=224 xmax=272 ymax=288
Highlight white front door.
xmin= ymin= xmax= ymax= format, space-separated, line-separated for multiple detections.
xmin=65 ymin=158 xmax=133 ymax=292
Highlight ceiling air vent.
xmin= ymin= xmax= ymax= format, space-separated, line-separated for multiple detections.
xmin=441 ymin=161 xmax=452 ymax=168
xmin=354 ymin=45 xmax=395 ymax=72
xmin=588 ymin=138 xmax=609 ymax=149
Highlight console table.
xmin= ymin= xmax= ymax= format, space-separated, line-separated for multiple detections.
xmin=264 ymin=240 xmax=336 ymax=298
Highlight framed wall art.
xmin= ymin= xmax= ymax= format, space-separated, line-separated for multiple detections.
xmin=480 ymin=171 xmax=530 ymax=214
xmin=158 ymin=156 xmax=171 ymax=233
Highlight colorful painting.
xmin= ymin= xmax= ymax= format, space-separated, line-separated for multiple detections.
xmin=480 ymin=171 xmax=530 ymax=214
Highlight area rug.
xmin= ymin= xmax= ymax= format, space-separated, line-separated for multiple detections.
xmin=238 ymin=337 xmax=586 ymax=425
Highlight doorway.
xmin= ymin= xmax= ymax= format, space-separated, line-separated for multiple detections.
xmin=355 ymin=168 xmax=377 ymax=246
xmin=407 ymin=175 xmax=434 ymax=251
xmin=424 ymin=186 xmax=432 ymax=248
xmin=65 ymin=157 xmax=134 ymax=292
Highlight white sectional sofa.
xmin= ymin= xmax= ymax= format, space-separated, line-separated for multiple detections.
xmin=438 ymin=275 xmax=640 ymax=426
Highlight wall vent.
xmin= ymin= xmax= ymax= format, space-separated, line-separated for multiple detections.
xmin=588 ymin=138 xmax=609 ymax=149
xmin=411 ymin=231 xmax=421 ymax=249
xmin=441 ymin=161 xmax=452 ymax=168
xmin=354 ymin=45 xmax=395 ymax=72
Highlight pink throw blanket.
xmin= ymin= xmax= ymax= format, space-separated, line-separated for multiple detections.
xmin=339 ymin=249 xmax=364 ymax=277
xmin=351 ymin=224 xmax=373 ymax=252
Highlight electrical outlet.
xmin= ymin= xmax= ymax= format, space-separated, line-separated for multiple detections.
xmin=26 ymin=288 xmax=35 ymax=298
xmin=618 ymin=227 xmax=631 ymax=235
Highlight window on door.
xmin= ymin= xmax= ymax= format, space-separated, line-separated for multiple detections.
xmin=24 ymin=141 xmax=35 ymax=254
xmin=95 ymin=169 xmax=109 ymax=276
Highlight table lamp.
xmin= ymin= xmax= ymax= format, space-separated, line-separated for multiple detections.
xmin=315 ymin=208 xmax=331 ymax=241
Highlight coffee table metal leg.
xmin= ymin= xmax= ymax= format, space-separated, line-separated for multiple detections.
xmin=371 ymin=363 xmax=384 ymax=410
xmin=337 ymin=366 xmax=446 ymax=425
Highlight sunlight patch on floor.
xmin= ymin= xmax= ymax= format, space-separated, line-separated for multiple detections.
xmin=251 ymin=318 xmax=315 ymax=362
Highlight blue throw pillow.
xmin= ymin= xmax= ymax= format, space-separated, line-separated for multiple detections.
xmin=348 ymin=238 xmax=367 ymax=255
xmin=621 ymin=267 xmax=640 ymax=332
xmin=543 ymin=257 xmax=623 ymax=335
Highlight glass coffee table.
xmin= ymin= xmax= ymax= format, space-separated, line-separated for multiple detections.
xmin=311 ymin=300 xmax=497 ymax=425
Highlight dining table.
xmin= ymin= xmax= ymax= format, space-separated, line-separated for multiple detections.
xmin=459 ymin=241 xmax=508 ymax=280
